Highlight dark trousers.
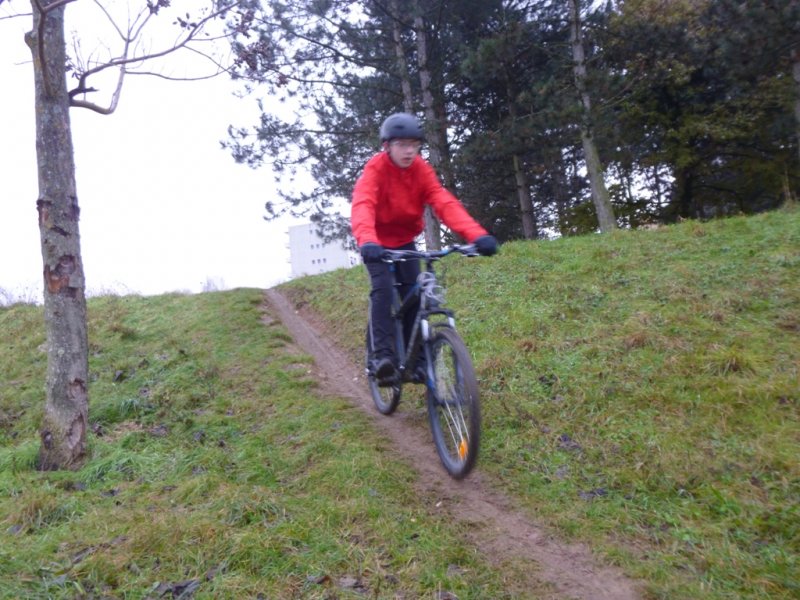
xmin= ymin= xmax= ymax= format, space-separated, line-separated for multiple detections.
xmin=366 ymin=242 xmax=420 ymax=363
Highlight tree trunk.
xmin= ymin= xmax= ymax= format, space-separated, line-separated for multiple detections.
xmin=672 ymin=166 xmax=697 ymax=221
xmin=413 ymin=7 xmax=442 ymax=250
xmin=390 ymin=0 xmax=415 ymax=114
xmin=513 ymin=154 xmax=537 ymax=238
xmin=26 ymin=1 xmax=89 ymax=470
xmin=568 ymin=0 xmax=616 ymax=233
xmin=792 ymin=48 xmax=800 ymax=169
xmin=552 ymin=158 xmax=570 ymax=236
xmin=507 ymin=83 xmax=537 ymax=239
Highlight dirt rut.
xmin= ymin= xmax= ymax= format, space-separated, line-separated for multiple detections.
xmin=265 ymin=288 xmax=642 ymax=600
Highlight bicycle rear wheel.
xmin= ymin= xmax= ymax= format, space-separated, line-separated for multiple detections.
xmin=365 ymin=328 xmax=401 ymax=415
xmin=425 ymin=327 xmax=480 ymax=479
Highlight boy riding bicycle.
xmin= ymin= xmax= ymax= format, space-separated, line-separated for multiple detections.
xmin=351 ymin=113 xmax=498 ymax=384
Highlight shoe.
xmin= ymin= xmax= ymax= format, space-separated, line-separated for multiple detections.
xmin=372 ymin=357 xmax=397 ymax=383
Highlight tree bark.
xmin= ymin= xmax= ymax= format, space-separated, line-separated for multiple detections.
xmin=672 ymin=165 xmax=698 ymax=221
xmin=390 ymin=0 xmax=415 ymax=114
xmin=413 ymin=6 xmax=442 ymax=250
xmin=26 ymin=1 xmax=89 ymax=470
xmin=792 ymin=48 xmax=800 ymax=169
xmin=568 ymin=0 xmax=616 ymax=233
xmin=507 ymin=83 xmax=537 ymax=239
xmin=513 ymin=154 xmax=537 ymax=238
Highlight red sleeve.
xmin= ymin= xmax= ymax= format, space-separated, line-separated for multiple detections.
xmin=350 ymin=157 xmax=380 ymax=247
xmin=420 ymin=162 xmax=488 ymax=242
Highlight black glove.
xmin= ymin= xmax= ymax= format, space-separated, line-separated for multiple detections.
xmin=474 ymin=235 xmax=498 ymax=256
xmin=360 ymin=242 xmax=385 ymax=263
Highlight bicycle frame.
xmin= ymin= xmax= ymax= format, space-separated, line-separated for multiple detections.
xmin=383 ymin=246 xmax=474 ymax=383
xmin=367 ymin=244 xmax=483 ymax=478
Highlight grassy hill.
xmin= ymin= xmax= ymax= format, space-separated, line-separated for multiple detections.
xmin=1 ymin=208 xmax=797 ymax=598
xmin=1 ymin=293 xmax=535 ymax=598
xmin=280 ymin=208 xmax=799 ymax=599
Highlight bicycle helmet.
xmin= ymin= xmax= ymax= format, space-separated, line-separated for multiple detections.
xmin=379 ymin=113 xmax=424 ymax=142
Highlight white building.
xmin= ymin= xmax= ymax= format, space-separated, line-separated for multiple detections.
xmin=287 ymin=223 xmax=359 ymax=278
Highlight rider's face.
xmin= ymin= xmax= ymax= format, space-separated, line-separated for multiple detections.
xmin=386 ymin=138 xmax=422 ymax=168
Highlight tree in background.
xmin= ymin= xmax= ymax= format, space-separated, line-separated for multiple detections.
xmin=223 ymin=0 xmax=380 ymax=243
xmin=225 ymin=0 xmax=797 ymax=240
xmin=4 ymin=0 xmax=241 ymax=470
xmin=605 ymin=0 xmax=799 ymax=220
xmin=456 ymin=1 xmax=548 ymax=240
xmin=568 ymin=0 xmax=616 ymax=232
xmin=223 ymin=0 xmax=507 ymax=246
xmin=456 ymin=0 xmax=617 ymax=237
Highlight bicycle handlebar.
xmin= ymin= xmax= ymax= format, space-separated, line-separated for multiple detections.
xmin=381 ymin=245 xmax=479 ymax=262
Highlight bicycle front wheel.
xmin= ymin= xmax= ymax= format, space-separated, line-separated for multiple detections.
xmin=425 ymin=327 xmax=480 ymax=479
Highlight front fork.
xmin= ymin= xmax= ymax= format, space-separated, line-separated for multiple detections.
xmin=410 ymin=312 xmax=457 ymax=385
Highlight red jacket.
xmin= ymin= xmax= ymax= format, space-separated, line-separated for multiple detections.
xmin=351 ymin=152 xmax=487 ymax=248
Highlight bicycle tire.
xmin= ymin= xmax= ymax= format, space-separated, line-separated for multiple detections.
xmin=365 ymin=328 xmax=401 ymax=415
xmin=425 ymin=327 xmax=480 ymax=479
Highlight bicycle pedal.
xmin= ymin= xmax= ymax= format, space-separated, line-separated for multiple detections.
xmin=377 ymin=374 xmax=399 ymax=387
xmin=372 ymin=357 xmax=396 ymax=379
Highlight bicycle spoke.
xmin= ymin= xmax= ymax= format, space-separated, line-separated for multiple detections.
xmin=427 ymin=328 xmax=480 ymax=478
xmin=449 ymin=377 xmax=472 ymax=457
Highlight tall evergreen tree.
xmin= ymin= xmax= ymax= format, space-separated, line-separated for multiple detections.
xmin=224 ymin=0 xmax=507 ymax=242
xmin=225 ymin=0 xmax=797 ymax=241
xmin=605 ymin=0 xmax=799 ymax=219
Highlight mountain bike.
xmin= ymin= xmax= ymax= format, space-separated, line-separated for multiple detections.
xmin=365 ymin=245 xmax=481 ymax=479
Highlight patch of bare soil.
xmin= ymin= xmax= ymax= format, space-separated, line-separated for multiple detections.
xmin=265 ymin=289 xmax=642 ymax=600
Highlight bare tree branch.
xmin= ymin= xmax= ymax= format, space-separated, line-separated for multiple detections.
xmin=1 ymin=11 xmax=33 ymax=21
xmin=68 ymin=1 xmax=239 ymax=114
xmin=125 ymin=68 xmax=227 ymax=82
xmin=93 ymin=0 xmax=141 ymax=42
xmin=69 ymin=96 xmax=115 ymax=114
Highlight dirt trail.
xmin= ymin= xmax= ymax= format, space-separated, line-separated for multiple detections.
xmin=265 ymin=288 xmax=642 ymax=600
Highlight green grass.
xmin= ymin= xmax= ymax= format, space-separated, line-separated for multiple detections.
xmin=2 ymin=209 xmax=797 ymax=598
xmin=0 ymin=290 xmax=526 ymax=598
xmin=279 ymin=208 xmax=800 ymax=600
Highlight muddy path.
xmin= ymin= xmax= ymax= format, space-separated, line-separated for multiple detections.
xmin=265 ymin=288 xmax=642 ymax=600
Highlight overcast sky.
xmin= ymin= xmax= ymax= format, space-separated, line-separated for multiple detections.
xmin=1 ymin=4 xmax=307 ymax=302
